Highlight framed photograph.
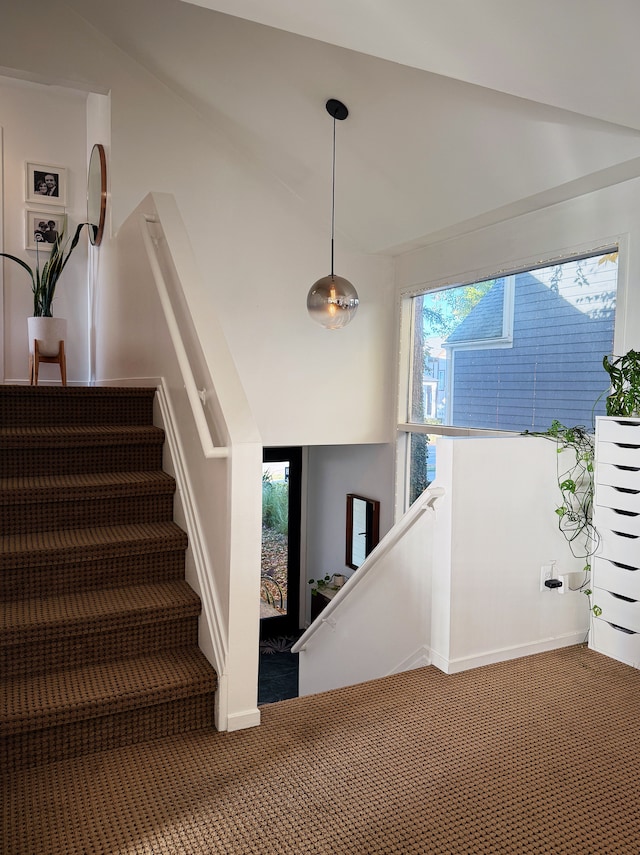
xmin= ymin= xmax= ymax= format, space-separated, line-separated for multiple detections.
xmin=25 ymin=210 xmax=66 ymax=251
xmin=25 ymin=161 xmax=67 ymax=206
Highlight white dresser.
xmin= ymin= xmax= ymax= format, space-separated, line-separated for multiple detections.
xmin=590 ymin=416 xmax=640 ymax=667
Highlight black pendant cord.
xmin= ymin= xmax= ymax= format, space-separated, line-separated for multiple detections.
xmin=330 ymin=114 xmax=336 ymax=279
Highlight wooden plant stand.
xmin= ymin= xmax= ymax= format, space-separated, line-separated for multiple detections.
xmin=29 ymin=339 xmax=67 ymax=386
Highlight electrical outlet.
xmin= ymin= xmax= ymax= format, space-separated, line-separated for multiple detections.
xmin=540 ymin=562 xmax=557 ymax=592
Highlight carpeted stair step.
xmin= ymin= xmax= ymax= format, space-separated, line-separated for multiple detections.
xmin=0 ymin=424 xmax=165 ymax=477
xmin=0 ymin=521 xmax=188 ymax=572
xmin=0 ymin=385 xmax=155 ymax=427
xmin=1 ymin=580 xmax=201 ymax=677
xmin=1 ymin=546 xmax=187 ymax=601
xmin=0 ymin=384 xmax=219 ymax=772
xmin=1 ymin=648 xmax=217 ymax=770
xmin=0 ymin=470 xmax=176 ymax=535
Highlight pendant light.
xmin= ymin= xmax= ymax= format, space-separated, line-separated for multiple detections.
xmin=307 ymin=98 xmax=359 ymax=329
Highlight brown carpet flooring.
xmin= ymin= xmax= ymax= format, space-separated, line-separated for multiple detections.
xmin=4 ymin=644 xmax=640 ymax=854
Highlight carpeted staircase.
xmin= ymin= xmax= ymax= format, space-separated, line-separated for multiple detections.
xmin=0 ymin=385 xmax=217 ymax=771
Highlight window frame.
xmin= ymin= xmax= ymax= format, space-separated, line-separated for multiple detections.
xmin=395 ymin=241 xmax=622 ymax=515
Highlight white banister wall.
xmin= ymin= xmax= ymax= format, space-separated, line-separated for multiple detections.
xmin=294 ymin=486 xmax=444 ymax=696
xmin=94 ymin=193 xmax=262 ymax=732
xmin=296 ymin=433 xmax=590 ymax=697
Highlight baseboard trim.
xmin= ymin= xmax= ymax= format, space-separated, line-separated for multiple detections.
xmin=431 ymin=631 xmax=587 ymax=675
xmin=389 ymin=645 xmax=431 ymax=676
xmin=3 ymin=378 xmax=162 ymax=387
xmin=3 ymin=379 xmax=93 ymax=387
xmin=94 ymin=376 xmax=161 ymax=387
xmin=226 ymin=707 xmax=261 ymax=732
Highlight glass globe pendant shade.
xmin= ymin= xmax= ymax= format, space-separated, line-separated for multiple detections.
xmin=307 ymin=274 xmax=359 ymax=330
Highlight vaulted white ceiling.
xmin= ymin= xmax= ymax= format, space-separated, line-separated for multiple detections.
xmin=181 ymin=0 xmax=640 ymax=132
xmin=66 ymin=0 xmax=640 ymax=253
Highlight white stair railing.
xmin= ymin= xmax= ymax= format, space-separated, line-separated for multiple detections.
xmin=294 ymin=486 xmax=444 ymax=653
xmin=140 ymin=213 xmax=229 ymax=459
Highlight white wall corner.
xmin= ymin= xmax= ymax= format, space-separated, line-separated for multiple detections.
xmin=428 ymin=649 xmax=452 ymax=674
xmin=214 ymin=672 xmax=229 ymax=732
xmin=389 ymin=645 xmax=431 ymax=675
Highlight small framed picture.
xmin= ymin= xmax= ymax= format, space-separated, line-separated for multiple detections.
xmin=25 ymin=161 xmax=67 ymax=206
xmin=25 ymin=210 xmax=66 ymax=251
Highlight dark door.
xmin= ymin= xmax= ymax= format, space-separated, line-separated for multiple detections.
xmin=260 ymin=447 xmax=302 ymax=638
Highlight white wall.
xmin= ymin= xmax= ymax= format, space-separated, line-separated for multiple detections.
xmin=393 ymin=177 xmax=640 ymax=670
xmin=395 ymin=175 xmax=640 ymax=355
xmin=0 ymin=2 xmax=395 ymax=446
xmin=304 ymin=443 xmax=395 ymax=620
xmin=432 ymin=435 xmax=589 ymax=672
xmin=0 ymin=77 xmax=89 ymax=383
xmin=298 ymin=433 xmax=590 ymax=696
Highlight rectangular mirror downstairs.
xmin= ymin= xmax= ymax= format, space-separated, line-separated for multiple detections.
xmin=346 ymin=494 xmax=380 ymax=570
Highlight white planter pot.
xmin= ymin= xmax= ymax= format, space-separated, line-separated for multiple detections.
xmin=27 ymin=317 xmax=67 ymax=358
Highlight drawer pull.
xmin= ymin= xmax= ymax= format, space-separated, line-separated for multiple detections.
xmin=613 ymin=530 xmax=639 ymax=539
xmin=609 ymin=592 xmax=638 ymax=603
xmin=611 ymin=509 xmax=639 ymax=517
xmin=612 ymin=487 xmax=640 ymax=495
xmin=613 ymin=465 xmax=640 ymax=472
xmin=612 ymin=420 xmax=640 ymax=427
xmin=614 ymin=443 xmax=640 ymax=450
xmin=612 ymin=560 xmax=639 ymax=571
xmin=607 ymin=622 xmax=637 ymax=634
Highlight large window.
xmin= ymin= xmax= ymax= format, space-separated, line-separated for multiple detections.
xmin=402 ymin=250 xmax=618 ymax=503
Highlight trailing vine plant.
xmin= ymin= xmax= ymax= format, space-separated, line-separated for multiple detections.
xmin=524 ymin=420 xmax=599 ymax=611
xmin=527 ymin=350 xmax=640 ymax=617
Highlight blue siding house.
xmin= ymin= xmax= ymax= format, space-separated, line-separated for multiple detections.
xmin=443 ymin=263 xmax=616 ymax=432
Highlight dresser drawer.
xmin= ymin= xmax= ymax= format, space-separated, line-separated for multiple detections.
xmin=596 ymin=506 xmax=640 ymax=538
xmin=597 ymin=418 xmax=640 ymax=444
xmin=590 ymin=617 xmax=640 ymax=669
xmin=597 ymin=443 xmax=640 ymax=467
xmin=598 ymin=526 xmax=640 ymax=566
xmin=593 ymin=556 xmax=640 ymax=600
xmin=596 ymin=484 xmax=640 ymax=513
xmin=596 ymin=462 xmax=640 ymax=492
xmin=592 ymin=587 xmax=640 ymax=632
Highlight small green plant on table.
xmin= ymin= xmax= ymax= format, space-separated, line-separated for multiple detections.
xmin=308 ymin=574 xmax=338 ymax=597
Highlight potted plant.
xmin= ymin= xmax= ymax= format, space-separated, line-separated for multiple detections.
xmin=308 ymin=574 xmax=336 ymax=596
xmin=602 ymin=350 xmax=640 ymax=416
xmin=0 ymin=218 xmax=87 ymax=357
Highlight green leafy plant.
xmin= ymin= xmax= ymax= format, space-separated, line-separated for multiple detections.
xmin=582 ymin=590 xmax=602 ymax=618
xmin=0 ymin=219 xmax=87 ymax=317
xmin=262 ymin=471 xmax=289 ymax=536
xmin=602 ymin=350 xmax=640 ymax=416
xmin=308 ymin=574 xmax=333 ymax=596
xmin=545 ymin=420 xmax=597 ymax=560
xmin=524 ymin=420 xmax=598 ymax=600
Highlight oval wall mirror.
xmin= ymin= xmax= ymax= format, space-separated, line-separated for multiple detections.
xmin=87 ymin=143 xmax=107 ymax=246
